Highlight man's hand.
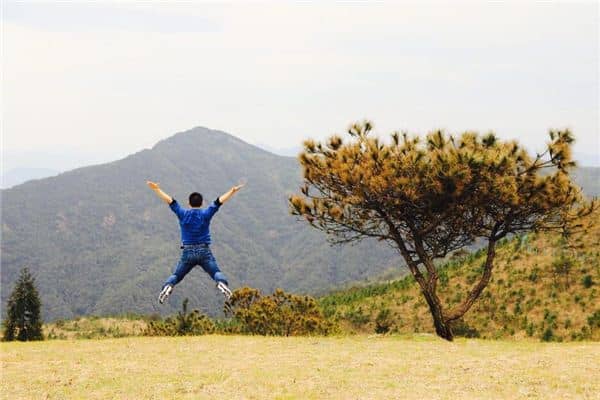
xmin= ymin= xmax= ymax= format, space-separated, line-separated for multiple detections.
xmin=146 ymin=180 xmax=173 ymax=204
xmin=232 ymin=184 xmax=245 ymax=193
xmin=219 ymin=184 xmax=245 ymax=204
xmin=146 ymin=181 xmax=160 ymax=190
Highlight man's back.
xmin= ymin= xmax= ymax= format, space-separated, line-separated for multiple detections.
xmin=169 ymin=199 xmax=221 ymax=245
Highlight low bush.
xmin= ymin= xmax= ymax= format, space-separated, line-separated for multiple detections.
xmin=374 ymin=308 xmax=393 ymax=334
xmin=451 ymin=318 xmax=480 ymax=338
xmin=144 ymin=298 xmax=215 ymax=336
xmin=224 ymin=287 xmax=335 ymax=336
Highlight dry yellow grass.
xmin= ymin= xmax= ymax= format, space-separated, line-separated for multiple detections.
xmin=2 ymin=335 xmax=599 ymax=399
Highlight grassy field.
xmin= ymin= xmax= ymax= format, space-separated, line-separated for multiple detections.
xmin=2 ymin=335 xmax=599 ymax=399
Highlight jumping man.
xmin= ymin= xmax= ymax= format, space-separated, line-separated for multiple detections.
xmin=146 ymin=181 xmax=244 ymax=303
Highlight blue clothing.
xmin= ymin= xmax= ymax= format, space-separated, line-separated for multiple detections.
xmin=169 ymin=198 xmax=221 ymax=245
xmin=164 ymin=244 xmax=228 ymax=287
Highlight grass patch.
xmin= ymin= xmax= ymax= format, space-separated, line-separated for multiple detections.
xmin=2 ymin=336 xmax=599 ymax=399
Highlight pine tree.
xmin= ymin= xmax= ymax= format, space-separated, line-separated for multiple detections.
xmin=3 ymin=268 xmax=44 ymax=341
xmin=290 ymin=121 xmax=596 ymax=341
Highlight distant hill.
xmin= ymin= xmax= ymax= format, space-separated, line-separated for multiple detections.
xmin=572 ymin=167 xmax=600 ymax=198
xmin=1 ymin=127 xmax=397 ymax=321
xmin=1 ymin=167 xmax=60 ymax=189
xmin=320 ymin=208 xmax=600 ymax=341
xmin=574 ymin=151 xmax=600 ymax=168
xmin=254 ymin=143 xmax=301 ymax=158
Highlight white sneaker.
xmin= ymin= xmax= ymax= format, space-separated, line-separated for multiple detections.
xmin=158 ymin=285 xmax=173 ymax=304
xmin=216 ymin=282 xmax=232 ymax=300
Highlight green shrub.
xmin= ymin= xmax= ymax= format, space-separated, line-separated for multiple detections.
xmin=438 ymin=269 xmax=449 ymax=287
xmin=588 ymin=310 xmax=600 ymax=330
xmin=528 ymin=268 xmax=539 ymax=283
xmin=513 ymin=302 xmax=522 ymax=315
xmin=374 ymin=308 xmax=393 ymax=334
xmin=552 ymin=254 xmax=577 ymax=287
xmin=451 ymin=318 xmax=480 ymax=338
xmin=543 ymin=309 xmax=558 ymax=329
xmin=526 ymin=323 xmax=536 ymax=337
xmin=345 ymin=306 xmax=370 ymax=327
xmin=541 ymin=327 xmax=556 ymax=342
xmin=583 ymin=275 xmax=594 ymax=288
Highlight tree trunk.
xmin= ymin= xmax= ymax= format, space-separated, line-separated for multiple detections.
xmin=445 ymin=239 xmax=497 ymax=323
xmin=383 ymin=219 xmax=455 ymax=341
xmin=421 ymin=287 xmax=453 ymax=341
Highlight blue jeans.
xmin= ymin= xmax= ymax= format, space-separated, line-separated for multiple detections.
xmin=163 ymin=244 xmax=228 ymax=289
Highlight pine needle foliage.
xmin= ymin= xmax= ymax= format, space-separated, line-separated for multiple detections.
xmin=290 ymin=121 xmax=596 ymax=340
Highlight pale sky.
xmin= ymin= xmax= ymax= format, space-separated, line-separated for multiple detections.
xmin=2 ymin=1 xmax=599 ymax=172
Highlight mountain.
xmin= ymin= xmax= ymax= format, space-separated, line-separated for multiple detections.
xmin=1 ymin=127 xmax=398 ymax=321
xmin=574 ymin=152 xmax=600 ymax=168
xmin=254 ymin=143 xmax=302 ymax=158
xmin=320 ymin=207 xmax=600 ymax=341
xmin=571 ymin=167 xmax=600 ymax=198
xmin=1 ymin=167 xmax=60 ymax=189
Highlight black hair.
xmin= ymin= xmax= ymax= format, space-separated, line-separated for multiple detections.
xmin=189 ymin=192 xmax=203 ymax=207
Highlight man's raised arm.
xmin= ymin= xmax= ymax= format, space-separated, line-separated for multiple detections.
xmin=146 ymin=181 xmax=173 ymax=204
xmin=218 ymin=184 xmax=244 ymax=205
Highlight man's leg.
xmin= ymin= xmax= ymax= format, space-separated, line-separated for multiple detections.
xmin=199 ymin=247 xmax=232 ymax=298
xmin=199 ymin=248 xmax=228 ymax=285
xmin=159 ymin=251 xmax=194 ymax=303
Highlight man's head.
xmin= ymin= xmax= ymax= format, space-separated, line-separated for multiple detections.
xmin=189 ymin=192 xmax=203 ymax=208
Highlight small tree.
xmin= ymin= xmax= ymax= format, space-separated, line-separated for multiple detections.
xmin=3 ymin=268 xmax=44 ymax=341
xmin=552 ymin=253 xmax=577 ymax=287
xmin=290 ymin=121 xmax=594 ymax=341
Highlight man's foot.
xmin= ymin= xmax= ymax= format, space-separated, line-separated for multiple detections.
xmin=158 ymin=284 xmax=173 ymax=304
xmin=216 ymin=281 xmax=232 ymax=300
